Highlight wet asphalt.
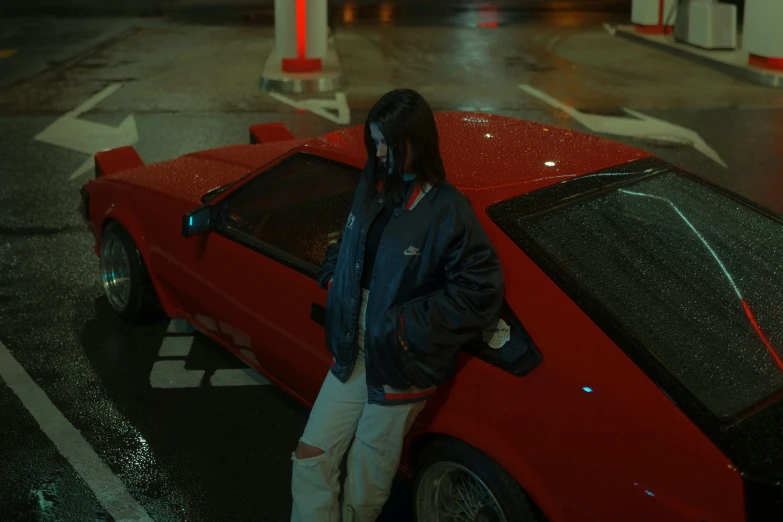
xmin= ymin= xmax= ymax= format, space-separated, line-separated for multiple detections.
xmin=1 ymin=4 xmax=783 ymax=522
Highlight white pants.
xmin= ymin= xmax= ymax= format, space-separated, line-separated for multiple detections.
xmin=291 ymin=291 xmax=425 ymax=522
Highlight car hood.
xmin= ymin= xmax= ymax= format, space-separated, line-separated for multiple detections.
xmin=307 ymin=112 xmax=653 ymax=207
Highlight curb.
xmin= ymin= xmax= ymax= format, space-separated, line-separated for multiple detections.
xmin=615 ymin=26 xmax=783 ymax=89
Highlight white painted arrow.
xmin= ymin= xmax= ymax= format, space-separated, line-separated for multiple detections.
xmin=34 ymin=83 xmax=139 ymax=180
xmin=268 ymin=91 xmax=351 ymax=125
xmin=519 ymin=84 xmax=726 ymax=167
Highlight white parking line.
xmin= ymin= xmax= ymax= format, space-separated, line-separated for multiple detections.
xmin=0 ymin=340 xmax=152 ymax=522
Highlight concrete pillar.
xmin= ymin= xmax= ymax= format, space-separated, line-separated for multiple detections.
xmin=743 ymin=0 xmax=783 ymax=70
xmin=632 ymin=0 xmax=678 ymax=34
xmin=275 ymin=0 xmax=327 ymax=72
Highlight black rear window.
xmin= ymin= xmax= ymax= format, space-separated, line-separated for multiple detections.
xmin=492 ymin=164 xmax=783 ymax=419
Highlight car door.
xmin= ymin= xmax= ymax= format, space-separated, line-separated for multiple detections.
xmin=178 ymin=153 xmax=360 ymax=404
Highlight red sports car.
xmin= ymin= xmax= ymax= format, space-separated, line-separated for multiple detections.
xmin=80 ymin=113 xmax=783 ymax=522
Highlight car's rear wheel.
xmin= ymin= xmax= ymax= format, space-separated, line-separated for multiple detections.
xmin=99 ymin=222 xmax=159 ymax=323
xmin=414 ymin=439 xmax=544 ymax=522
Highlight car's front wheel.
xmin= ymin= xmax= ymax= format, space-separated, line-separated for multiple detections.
xmin=414 ymin=439 xmax=543 ymax=522
xmin=99 ymin=222 xmax=159 ymax=323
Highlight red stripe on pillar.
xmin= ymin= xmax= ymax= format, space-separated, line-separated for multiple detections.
xmin=281 ymin=0 xmax=322 ymax=73
xmin=749 ymin=54 xmax=783 ymax=72
xmin=633 ymin=0 xmax=673 ymax=35
xmin=296 ymin=0 xmax=307 ymax=60
xmin=633 ymin=23 xmax=674 ymax=35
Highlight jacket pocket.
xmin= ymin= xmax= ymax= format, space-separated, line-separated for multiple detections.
xmin=394 ymin=312 xmax=445 ymax=389
xmin=398 ymin=348 xmax=452 ymax=389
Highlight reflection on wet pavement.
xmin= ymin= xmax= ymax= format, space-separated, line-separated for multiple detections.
xmin=150 ymin=0 xmax=633 ymax=28
xmin=330 ymin=0 xmax=631 ymax=28
xmin=0 ymin=3 xmax=782 ymax=521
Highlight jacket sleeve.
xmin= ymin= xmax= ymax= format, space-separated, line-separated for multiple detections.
xmin=399 ymin=196 xmax=505 ymax=352
xmin=317 ymin=233 xmax=342 ymax=289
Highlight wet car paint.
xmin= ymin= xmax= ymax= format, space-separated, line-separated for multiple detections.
xmin=81 ymin=116 xmax=748 ymax=522
xmin=2 ymin=8 xmax=783 ymax=520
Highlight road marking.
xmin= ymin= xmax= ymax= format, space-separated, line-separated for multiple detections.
xmin=65 ymin=82 xmax=124 ymax=118
xmin=149 ymin=319 xmax=272 ymax=388
xmin=34 ymin=83 xmax=139 ymax=180
xmin=167 ymin=318 xmax=195 ymax=334
xmin=158 ymin=337 xmax=193 ymax=357
xmin=219 ymin=322 xmax=252 ymax=348
xmin=68 ymin=157 xmax=96 ymax=181
xmin=0 ymin=49 xmax=19 ymax=58
xmin=268 ymin=92 xmax=351 ymax=125
xmin=149 ymin=360 xmax=205 ymax=388
xmin=0 ymin=341 xmax=152 ymax=522
xmin=545 ymin=35 xmax=562 ymax=51
xmin=210 ymin=368 xmax=270 ymax=386
xmin=195 ymin=314 xmax=218 ymax=331
xmin=519 ymin=84 xmax=727 ymax=167
xmin=603 ymin=23 xmax=617 ymax=36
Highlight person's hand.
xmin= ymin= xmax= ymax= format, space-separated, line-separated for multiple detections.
xmin=397 ymin=333 xmax=409 ymax=352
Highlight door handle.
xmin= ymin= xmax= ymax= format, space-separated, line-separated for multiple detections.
xmin=311 ymin=303 xmax=325 ymax=327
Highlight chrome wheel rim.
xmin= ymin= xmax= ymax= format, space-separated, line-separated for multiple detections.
xmin=100 ymin=234 xmax=132 ymax=312
xmin=417 ymin=461 xmax=506 ymax=522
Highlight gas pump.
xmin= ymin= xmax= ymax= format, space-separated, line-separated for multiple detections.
xmin=673 ymin=0 xmax=737 ymax=49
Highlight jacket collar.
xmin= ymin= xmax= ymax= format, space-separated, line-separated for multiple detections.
xmin=375 ymin=175 xmax=431 ymax=211
xmin=404 ymin=182 xmax=432 ymax=210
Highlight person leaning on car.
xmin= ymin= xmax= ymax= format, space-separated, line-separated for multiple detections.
xmin=290 ymin=88 xmax=505 ymax=522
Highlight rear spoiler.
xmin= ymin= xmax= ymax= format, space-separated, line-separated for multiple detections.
xmin=94 ymin=146 xmax=144 ymax=177
xmin=249 ymin=122 xmax=296 ymax=144
xmin=93 ymin=123 xmax=294 ymax=177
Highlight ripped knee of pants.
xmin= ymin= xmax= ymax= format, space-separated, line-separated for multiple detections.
xmin=292 ymin=440 xmax=328 ymax=466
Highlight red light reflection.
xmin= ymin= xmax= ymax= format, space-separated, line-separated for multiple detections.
xmin=742 ymin=300 xmax=783 ymax=370
xmin=378 ymin=2 xmax=394 ymax=25
xmin=342 ymin=2 xmax=357 ymax=25
xmin=476 ymin=3 xmax=498 ymax=28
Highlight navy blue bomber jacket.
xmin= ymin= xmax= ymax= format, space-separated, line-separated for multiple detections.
xmin=318 ymin=171 xmax=505 ymax=405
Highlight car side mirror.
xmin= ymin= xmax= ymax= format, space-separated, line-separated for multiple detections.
xmin=182 ymin=205 xmax=215 ymax=238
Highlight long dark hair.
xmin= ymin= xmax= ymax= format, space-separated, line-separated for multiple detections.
xmin=364 ymin=89 xmax=446 ymax=205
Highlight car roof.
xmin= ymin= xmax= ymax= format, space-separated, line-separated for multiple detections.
xmin=302 ymin=112 xmax=652 ymax=205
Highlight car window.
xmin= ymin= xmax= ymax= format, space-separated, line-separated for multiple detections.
xmin=219 ymin=154 xmax=359 ymax=269
xmin=493 ymin=169 xmax=783 ymax=419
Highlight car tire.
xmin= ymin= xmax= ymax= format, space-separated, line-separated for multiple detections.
xmin=414 ymin=438 xmax=544 ymax=522
xmin=99 ymin=222 xmax=160 ymax=323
